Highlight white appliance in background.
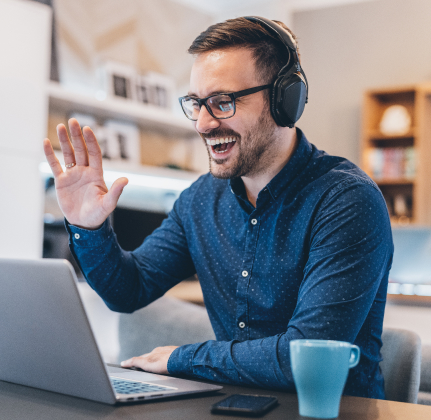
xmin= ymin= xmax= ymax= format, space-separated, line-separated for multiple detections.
xmin=0 ymin=0 xmax=52 ymax=258
xmin=390 ymin=228 xmax=431 ymax=287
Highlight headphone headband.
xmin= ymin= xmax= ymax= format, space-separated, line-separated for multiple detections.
xmin=244 ymin=16 xmax=297 ymax=52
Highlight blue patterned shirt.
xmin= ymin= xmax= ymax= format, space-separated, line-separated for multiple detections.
xmin=66 ymin=128 xmax=393 ymax=399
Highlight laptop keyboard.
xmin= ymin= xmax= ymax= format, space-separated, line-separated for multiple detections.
xmin=111 ymin=377 xmax=175 ymax=395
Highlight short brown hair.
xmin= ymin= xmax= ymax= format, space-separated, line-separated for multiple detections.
xmin=188 ymin=17 xmax=298 ymax=85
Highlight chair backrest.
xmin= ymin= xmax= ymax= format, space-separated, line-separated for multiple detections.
xmin=380 ymin=327 xmax=422 ymax=403
xmin=118 ymin=296 xmax=215 ymax=362
xmin=418 ymin=344 xmax=431 ymax=405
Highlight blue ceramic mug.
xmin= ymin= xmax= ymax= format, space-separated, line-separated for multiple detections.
xmin=290 ymin=339 xmax=360 ymax=419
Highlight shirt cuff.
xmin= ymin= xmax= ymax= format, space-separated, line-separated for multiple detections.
xmin=167 ymin=343 xmax=201 ymax=376
xmin=65 ymin=218 xmax=113 ymax=248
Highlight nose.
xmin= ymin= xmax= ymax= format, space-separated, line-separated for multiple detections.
xmin=195 ymin=104 xmax=220 ymax=134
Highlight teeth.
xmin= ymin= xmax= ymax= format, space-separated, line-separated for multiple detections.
xmin=206 ymin=137 xmax=236 ymax=146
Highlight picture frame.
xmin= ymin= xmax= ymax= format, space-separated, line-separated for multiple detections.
xmin=136 ymin=71 xmax=175 ymax=109
xmin=97 ymin=61 xmax=137 ymax=100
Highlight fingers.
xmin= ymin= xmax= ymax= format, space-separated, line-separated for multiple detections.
xmin=103 ymin=177 xmax=128 ymax=212
xmin=82 ymin=126 xmax=103 ymax=169
xmin=68 ymin=118 xmax=89 ymax=166
xmin=43 ymin=138 xmax=63 ymax=177
xmin=57 ymin=123 xmax=76 ymax=167
xmin=120 ymin=346 xmax=177 ymax=374
xmin=121 ymin=356 xmax=146 ymax=369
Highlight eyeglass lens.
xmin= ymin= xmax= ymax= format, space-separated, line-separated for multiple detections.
xmin=181 ymin=94 xmax=235 ymax=120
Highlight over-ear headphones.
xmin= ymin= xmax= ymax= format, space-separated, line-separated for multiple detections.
xmin=244 ymin=16 xmax=308 ymax=128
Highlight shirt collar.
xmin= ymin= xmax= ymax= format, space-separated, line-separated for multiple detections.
xmin=228 ymin=128 xmax=313 ymax=204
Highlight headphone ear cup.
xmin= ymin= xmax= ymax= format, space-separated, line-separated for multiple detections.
xmin=269 ymin=79 xmax=283 ymax=126
xmin=272 ymin=73 xmax=307 ymax=128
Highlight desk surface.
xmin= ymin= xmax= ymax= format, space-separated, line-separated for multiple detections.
xmin=1 ymin=380 xmax=431 ymax=420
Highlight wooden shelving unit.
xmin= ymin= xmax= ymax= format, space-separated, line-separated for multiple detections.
xmin=361 ymin=83 xmax=431 ymax=226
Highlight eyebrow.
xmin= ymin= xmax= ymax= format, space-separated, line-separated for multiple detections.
xmin=187 ymin=90 xmax=232 ymax=98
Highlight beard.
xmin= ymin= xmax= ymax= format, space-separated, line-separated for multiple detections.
xmin=199 ymin=110 xmax=278 ymax=180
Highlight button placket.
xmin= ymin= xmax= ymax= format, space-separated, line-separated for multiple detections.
xmin=236 ymin=211 xmax=261 ymax=340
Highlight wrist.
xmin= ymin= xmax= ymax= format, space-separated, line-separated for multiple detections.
xmin=65 ymin=218 xmax=104 ymax=231
xmin=65 ymin=219 xmax=113 ymax=247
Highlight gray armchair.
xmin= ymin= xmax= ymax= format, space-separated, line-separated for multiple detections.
xmin=380 ymin=327 xmax=422 ymax=403
xmin=418 ymin=344 xmax=431 ymax=405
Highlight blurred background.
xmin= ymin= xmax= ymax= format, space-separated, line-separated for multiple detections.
xmin=1 ymin=0 xmax=431 ymax=363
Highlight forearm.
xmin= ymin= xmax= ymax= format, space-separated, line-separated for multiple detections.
xmin=66 ymin=219 xmax=160 ymax=312
xmin=167 ymin=335 xmax=295 ymax=391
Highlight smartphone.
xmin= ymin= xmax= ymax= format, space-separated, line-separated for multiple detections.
xmin=210 ymin=394 xmax=278 ymax=417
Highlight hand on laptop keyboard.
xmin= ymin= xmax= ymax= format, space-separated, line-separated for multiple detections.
xmin=120 ymin=346 xmax=179 ymax=375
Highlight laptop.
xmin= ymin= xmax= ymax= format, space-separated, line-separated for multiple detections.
xmin=0 ymin=258 xmax=222 ymax=404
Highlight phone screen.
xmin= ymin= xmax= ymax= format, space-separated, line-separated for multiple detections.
xmin=211 ymin=394 xmax=278 ymax=415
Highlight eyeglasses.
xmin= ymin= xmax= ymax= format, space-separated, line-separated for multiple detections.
xmin=178 ymin=84 xmax=272 ymax=121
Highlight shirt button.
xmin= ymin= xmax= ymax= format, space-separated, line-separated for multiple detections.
xmin=242 ymin=270 xmax=248 ymax=277
xmin=251 ymin=219 xmax=257 ymax=225
xmin=239 ymin=322 xmax=246 ymax=329
xmin=74 ymin=233 xmax=80 ymax=240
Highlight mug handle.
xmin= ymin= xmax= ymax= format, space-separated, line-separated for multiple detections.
xmin=349 ymin=345 xmax=360 ymax=368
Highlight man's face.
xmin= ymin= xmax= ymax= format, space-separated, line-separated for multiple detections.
xmin=189 ymin=47 xmax=278 ymax=179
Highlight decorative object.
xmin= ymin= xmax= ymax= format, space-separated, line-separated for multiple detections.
xmin=135 ymin=74 xmax=152 ymax=105
xmin=136 ymin=72 xmax=175 ymax=109
xmin=379 ymin=105 xmax=411 ymax=136
xmin=394 ymin=194 xmax=408 ymax=217
xmin=104 ymin=120 xmax=140 ymax=163
xmin=97 ymin=61 xmax=137 ymax=100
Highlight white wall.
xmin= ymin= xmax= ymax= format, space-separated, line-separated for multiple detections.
xmin=0 ymin=0 xmax=52 ymax=258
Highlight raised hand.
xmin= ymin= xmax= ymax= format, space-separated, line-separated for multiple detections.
xmin=43 ymin=118 xmax=128 ymax=230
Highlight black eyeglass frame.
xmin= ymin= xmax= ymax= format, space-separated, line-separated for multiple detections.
xmin=178 ymin=84 xmax=272 ymax=121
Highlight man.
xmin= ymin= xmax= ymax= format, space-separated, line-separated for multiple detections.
xmin=43 ymin=17 xmax=393 ymax=398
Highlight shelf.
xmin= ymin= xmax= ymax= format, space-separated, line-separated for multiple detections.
xmin=365 ymin=128 xmax=416 ymax=141
xmin=47 ymin=82 xmax=197 ymax=138
xmin=375 ymin=178 xmax=415 ymax=186
xmin=366 ymin=86 xmax=416 ymax=101
xmin=362 ymin=83 xmax=431 ymax=225
xmin=387 ymin=293 xmax=431 ymax=304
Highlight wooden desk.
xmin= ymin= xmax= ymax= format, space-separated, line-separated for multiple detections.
xmin=1 ymin=379 xmax=430 ymax=420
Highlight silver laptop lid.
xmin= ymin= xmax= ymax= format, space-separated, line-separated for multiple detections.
xmin=0 ymin=258 xmax=116 ymax=404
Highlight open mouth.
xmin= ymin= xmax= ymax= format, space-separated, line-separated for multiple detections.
xmin=206 ymin=137 xmax=237 ymax=154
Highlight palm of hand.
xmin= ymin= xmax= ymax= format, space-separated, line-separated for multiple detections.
xmin=55 ymin=166 xmax=109 ymax=229
xmin=43 ymin=119 xmax=128 ymax=230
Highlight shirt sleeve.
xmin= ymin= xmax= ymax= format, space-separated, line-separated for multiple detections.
xmin=167 ymin=179 xmax=393 ymax=391
xmin=66 ymin=194 xmax=196 ymax=313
